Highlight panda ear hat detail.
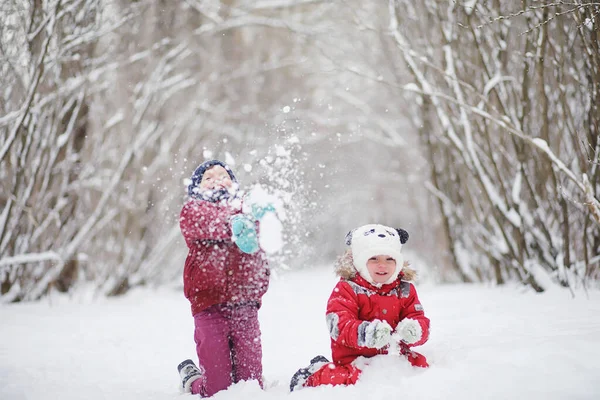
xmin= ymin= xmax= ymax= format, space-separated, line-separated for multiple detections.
xmin=346 ymin=224 xmax=409 ymax=286
xmin=396 ymin=228 xmax=409 ymax=245
xmin=345 ymin=227 xmax=408 ymax=246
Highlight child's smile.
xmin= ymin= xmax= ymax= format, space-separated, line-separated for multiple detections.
xmin=366 ymin=255 xmax=397 ymax=284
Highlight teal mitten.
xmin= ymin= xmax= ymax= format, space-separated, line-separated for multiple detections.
xmin=230 ymin=214 xmax=259 ymax=254
xmin=251 ymin=203 xmax=276 ymax=220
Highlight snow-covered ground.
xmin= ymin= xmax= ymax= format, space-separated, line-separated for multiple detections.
xmin=2 ymin=267 xmax=600 ymax=400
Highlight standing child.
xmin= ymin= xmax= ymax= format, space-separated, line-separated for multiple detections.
xmin=290 ymin=224 xmax=430 ymax=391
xmin=177 ymin=160 xmax=272 ymax=397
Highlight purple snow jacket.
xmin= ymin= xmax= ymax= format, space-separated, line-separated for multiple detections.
xmin=180 ymin=198 xmax=270 ymax=316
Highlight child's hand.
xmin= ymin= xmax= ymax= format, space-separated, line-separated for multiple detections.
xmin=364 ymin=319 xmax=392 ymax=349
xmin=395 ymin=318 xmax=422 ymax=345
xmin=230 ymin=214 xmax=259 ymax=254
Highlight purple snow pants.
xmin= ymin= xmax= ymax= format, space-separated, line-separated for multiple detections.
xmin=190 ymin=303 xmax=263 ymax=397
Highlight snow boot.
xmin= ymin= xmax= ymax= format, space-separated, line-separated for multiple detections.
xmin=289 ymin=355 xmax=330 ymax=392
xmin=177 ymin=359 xmax=205 ymax=393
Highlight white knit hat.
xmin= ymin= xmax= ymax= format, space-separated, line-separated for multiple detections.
xmin=347 ymin=224 xmax=408 ymax=286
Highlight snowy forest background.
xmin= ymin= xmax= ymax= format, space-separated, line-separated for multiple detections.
xmin=1 ymin=0 xmax=599 ymax=302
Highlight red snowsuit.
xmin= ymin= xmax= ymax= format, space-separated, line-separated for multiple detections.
xmin=179 ymin=198 xmax=270 ymax=316
xmin=305 ymin=273 xmax=430 ymax=388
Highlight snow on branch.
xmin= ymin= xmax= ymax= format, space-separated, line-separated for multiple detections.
xmin=0 ymin=252 xmax=63 ymax=269
xmin=398 ymin=81 xmax=600 ymax=227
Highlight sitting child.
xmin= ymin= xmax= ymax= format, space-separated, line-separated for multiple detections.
xmin=290 ymin=223 xmax=430 ymax=391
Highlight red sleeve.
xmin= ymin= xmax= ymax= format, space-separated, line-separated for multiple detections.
xmin=326 ymin=280 xmax=370 ymax=349
xmin=179 ymin=200 xmax=235 ymax=247
xmin=399 ymin=283 xmax=430 ymax=347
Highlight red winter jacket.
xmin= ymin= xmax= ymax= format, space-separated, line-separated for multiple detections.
xmin=326 ymin=273 xmax=430 ymax=366
xmin=179 ymin=198 xmax=270 ymax=316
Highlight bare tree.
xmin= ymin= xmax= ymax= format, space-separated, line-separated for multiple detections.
xmin=5 ymin=0 xmax=595 ymax=302
xmin=2 ymin=0 xmax=389 ymax=300
xmin=386 ymin=0 xmax=600 ymax=290
xmin=1 ymin=0 xmax=105 ymax=300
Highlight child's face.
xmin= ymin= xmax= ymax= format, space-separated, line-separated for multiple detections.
xmin=366 ymin=255 xmax=397 ymax=284
xmin=199 ymin=165 xmax=233 ymax=190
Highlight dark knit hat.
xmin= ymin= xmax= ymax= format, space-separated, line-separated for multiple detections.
xmin=187 ymin=160 xmax=237 ymax=199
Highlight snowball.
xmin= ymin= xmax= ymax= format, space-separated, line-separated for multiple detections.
xmin=259 ymin=212 xmax=284 ymax=254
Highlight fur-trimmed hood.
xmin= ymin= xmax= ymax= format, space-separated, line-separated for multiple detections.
xmin=334 ymin=249 xmax=417 ymax=282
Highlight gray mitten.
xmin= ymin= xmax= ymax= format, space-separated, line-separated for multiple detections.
xmin=364 ymin=319 xmax=392 ymax=349
xmin=395 ymin=318 xmax=422 ymax=345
